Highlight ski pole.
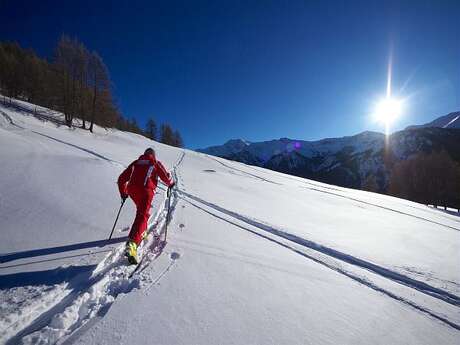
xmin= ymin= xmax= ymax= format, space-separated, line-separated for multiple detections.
xmin=108 ymin=198 xmax=126 ymax=240
xmin=164 ymin=186 xmax=173 ymax=241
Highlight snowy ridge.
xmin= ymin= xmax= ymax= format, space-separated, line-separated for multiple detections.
xmin=198 ymin=131 xmax=384 ymax=163
xmin=406 ymin=111 xmax=460 ymax=130
xmin=200 ymin=138 xmax=251 ymax=157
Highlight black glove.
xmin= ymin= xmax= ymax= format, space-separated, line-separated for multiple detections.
xmin=121 ymin=193 xmax=128 ymax=202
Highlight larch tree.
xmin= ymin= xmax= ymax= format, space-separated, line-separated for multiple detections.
xmin=145 ymin=117 xmax=158 ymax=141
xmin=88 ymin=51 xmax=110 ymax=132
xmin=160 ymin=123 xmax=174 ymax=145
xmin=172 ymin=129 xmax=184 ymax=148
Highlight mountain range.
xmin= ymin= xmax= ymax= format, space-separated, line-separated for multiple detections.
xmin=197 ymin=112 xmax=460 ymax=191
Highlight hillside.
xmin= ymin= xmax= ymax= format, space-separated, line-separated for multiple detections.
xmin=0 ymin=99 xmax=459 ymax=344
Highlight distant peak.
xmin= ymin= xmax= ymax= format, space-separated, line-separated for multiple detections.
xmin=224 ymin=139 xmax=250 ymax=146
xmin=354 ymin=130 xmax=384 ymax=138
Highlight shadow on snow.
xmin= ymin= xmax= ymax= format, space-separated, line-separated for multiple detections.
xmin=0 ymin=264 xmax=96 ymax=289
xmin=0 ymin=237 xmax=127 ymax=264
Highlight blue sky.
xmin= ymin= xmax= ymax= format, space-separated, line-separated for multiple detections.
xmin=1 ymin=0 xmax=459 ymax=148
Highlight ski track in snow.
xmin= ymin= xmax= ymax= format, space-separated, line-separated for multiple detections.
xmin=1 ymin=151 xmax=185 ymax=345
xmin=29 ymin=131 xmax=124 ymax=167
xmin=208 ymin=156 xmax=282 ymax=185
xmin=206 ymin=149 xmax=460 ymax=226
xmin=0 ymin=107 xmax=124 ymax=168
xmin=303 ymin=187 xmax=460 ymax=232
xmin=0 ymin=109 xmax=25 ymax=130
xmin=179 ymin=190 xmax=460 ymax=331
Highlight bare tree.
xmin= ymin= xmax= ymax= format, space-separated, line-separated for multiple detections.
xmin=389 ymin=151 xmax=460 ymax=208
xmin=172 ymin=129 xmax=184 ymax=148
xmin=54 ymin=35 xmax=76 ymax=126
xmin=0 ymin=38 xmax=149 ymax=137
xmin=145 ymin=117 xmax=158 ymax=140
xmin=362 ymin=174 xmax=379 ymax=192
xmin=160 ymin=123 xmax=174 ymax=145
xmin=88 ymin=51 xmax=110 ymax=132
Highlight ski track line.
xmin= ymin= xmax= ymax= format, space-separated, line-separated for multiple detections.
xmin=129 ymin=241 xmax=166 ymax=279
xmin=208 ymin=156 xmax=282 ymax=185
xmin=209 ymin=155 xmax=459 ymax=224
xmin=0 ymin=109 xmax=26 ymax=130
xmin=182 ymin=196 xmax=460 ymax=332
xmin=30 ymin=131 xmax=124 ymax=167
xmin=144 ymin=255 xmax=178 ymax=294
xmin=3 ymin=151 xmax=186 ymax=345
xmin=304 ymin=187 xmax=460 ymax=231
xmin=3 ymin=217 xmax=163 ymax=344
xmin=5 ymin=248 xmax=137 ymax=345
xmin=180 ymin=191 xmax=460 ymax=307
xmin=1 ymin=106 xmax=123 ymax=167
xmin=1 ymin=99 xmax=64 ymax=126
xmin=230 ymin=157 xmax=460 ymax=226
xmin=248 ymin=161 xmax=460 ymax=226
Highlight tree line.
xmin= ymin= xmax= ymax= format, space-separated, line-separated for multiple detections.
xmin=145 ymin=118 xmax=183 ymax=148
xmin=362 ymin=150 xmax=460 ymax=209
xmin=388 ymin=150 xmax=460 ymax=209
xmin=0 ymin=37 xmax=183 ymax=147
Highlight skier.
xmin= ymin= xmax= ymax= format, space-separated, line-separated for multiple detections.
xmin=118 ymin=148 xmax=175 ymax=264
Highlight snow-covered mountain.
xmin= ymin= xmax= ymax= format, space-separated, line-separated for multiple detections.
xmin=198 ymin=113 xmax=460 ymax=191
xmin=201 ymin=138 xmax=251 ymax=157
xmin=406 ymin=111 xmax=460 ymax=130
xmin=1 ymin=98 xmax=460 ymax=344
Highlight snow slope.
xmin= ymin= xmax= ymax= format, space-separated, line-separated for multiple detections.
xmin=1 ymin=99 xmax=459 ymax=344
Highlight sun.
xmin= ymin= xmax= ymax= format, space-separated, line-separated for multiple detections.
xmin=374 ymin=98 xmax=403 ymax=132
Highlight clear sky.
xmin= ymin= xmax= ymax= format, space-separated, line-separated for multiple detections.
xmin=1 ymin=0 xmax=459 ymax=148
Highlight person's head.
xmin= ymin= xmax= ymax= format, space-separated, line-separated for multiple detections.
xmin=144 ymin=147 xmax=155 ymax=158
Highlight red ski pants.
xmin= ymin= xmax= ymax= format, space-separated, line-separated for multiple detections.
xmin=127 ymin=185 xmax=154 ymax=245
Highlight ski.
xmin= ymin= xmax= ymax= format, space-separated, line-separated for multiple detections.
xmin=128 ymin=236 xmax=166 ymax=278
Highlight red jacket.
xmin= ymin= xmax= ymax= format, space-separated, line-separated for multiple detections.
xmin=118 ymin=154 xmax=173 ymax=196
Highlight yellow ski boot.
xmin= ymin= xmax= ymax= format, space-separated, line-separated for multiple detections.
xmin=124 ymin=240 xmax=138 ymax=265
xmin=141 ymin=229 xmax=149 ymax=241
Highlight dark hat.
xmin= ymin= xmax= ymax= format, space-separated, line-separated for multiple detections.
xmin=144 ymin=147 xmax=155 ymax=156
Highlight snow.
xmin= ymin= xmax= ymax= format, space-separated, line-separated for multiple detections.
xmin=406 ymin=111 xmax=460 ymax=130
xmin=0 ymin=98 xmax=459 ymax=344
xmin=196 ymin=139 xmax=250 ymax=157
xmin=443 ymin=115 xmax=460 ymax=128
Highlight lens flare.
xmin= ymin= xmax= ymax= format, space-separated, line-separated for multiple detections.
xmin=374 ymin=98 xmax=402 ymax=124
